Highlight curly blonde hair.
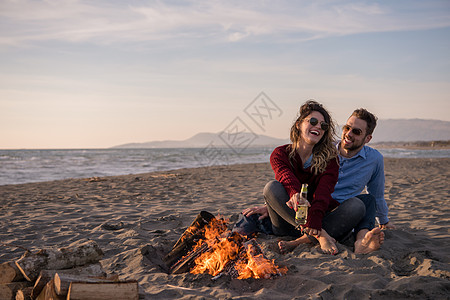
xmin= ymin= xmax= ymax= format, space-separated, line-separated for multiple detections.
xmin=289 ymin=100 xmax=337 ymax=175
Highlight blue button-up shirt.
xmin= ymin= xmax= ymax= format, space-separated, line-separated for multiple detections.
xmin=332 ymin=144 xmax=389 ymax=224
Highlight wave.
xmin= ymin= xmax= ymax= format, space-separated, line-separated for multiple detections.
xmin=0 ymin=147 xmax=448 ymax=185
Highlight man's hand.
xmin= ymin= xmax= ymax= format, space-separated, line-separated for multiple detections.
xmin=379 ymin=222 xmax=396 ymax=230
xmin=242 ymin=205 xmax=269 ymax=220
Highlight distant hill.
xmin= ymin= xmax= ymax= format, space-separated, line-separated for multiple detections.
xmin=112 ymin=132 xmax=290 ymax=148
xmin=369 ymin=119 xmax=450 ymax=143
xmin=112 ymin=119 xmax=450 ymax=148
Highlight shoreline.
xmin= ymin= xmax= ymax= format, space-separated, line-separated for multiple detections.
xmin=1 ymin=157 xmax=450 ymax=187
xmin=371 ymin=140 xmax=450 ymax=150
xmin=1 ymin=158 xmax=449 ymax=299
xmin=1 ymin=146 xmax=448 ymax=186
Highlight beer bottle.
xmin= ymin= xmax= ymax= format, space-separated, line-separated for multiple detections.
xmin=295 ymin=183 xmax=308 ymax=225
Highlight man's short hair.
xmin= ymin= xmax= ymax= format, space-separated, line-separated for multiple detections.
xmin=351 ymin=108 xmax=378 ymax=135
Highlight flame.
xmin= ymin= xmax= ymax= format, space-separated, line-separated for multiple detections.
xmin=190 ymin=217 xmax=236 ymax=276
xmin=188 ymin=217 xmax=287 ymax=279
xmin=189 ymin=217 xmax=228 ymax=253
xmin=191 ymin=236 xmax=240 ymax=276
xmin=235 ymin=244 xmax=288 ymax=279
xmin=203 ymin=218 xmax=228 ymax=242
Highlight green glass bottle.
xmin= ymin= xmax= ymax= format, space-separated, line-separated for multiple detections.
xmin=295 ymin=183 xmax=308 ymax=225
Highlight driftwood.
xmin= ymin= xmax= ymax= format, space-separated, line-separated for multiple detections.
xmin=54 ymin=273 xmax=117 ymax=296
xmin=0 ymin=282 xmax=31 ymax=300
xmin=0 ymin=262 xmax=24 ymax=283
xmin=35 ymin=279 xmax=63 ymax=300
xmin=66 ymin=281 xmax=139 ymax=300
xmin=31 ymin=263 xmax=106 ymax=299
xmin=1 ymin=240 xmax=138 ymax=299
xmin=164 ymin=210 xmax=215 ymax=269
xmin=15 ymin=286 xmax=33 ymax=300
xmin=15 ymin=240 xmax=103 ymax=281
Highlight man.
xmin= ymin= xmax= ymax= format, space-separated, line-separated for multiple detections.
xmin=330 ymin=108 xmax=394 ymax=254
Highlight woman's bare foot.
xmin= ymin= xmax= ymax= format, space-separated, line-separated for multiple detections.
xmin=316 ymin=230 xmax=338 ymax=255
xmin=278 ymin=235 xmax=311 ymax=254
xmin=354 ymin=227 xmax=385 ymax=254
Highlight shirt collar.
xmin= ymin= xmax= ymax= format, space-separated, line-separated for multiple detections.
xmin=354 ymin=146 xmax=367 ymax=159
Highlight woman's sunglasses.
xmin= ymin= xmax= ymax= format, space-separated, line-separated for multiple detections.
xmin=342 ymin=124 xmax=363 ymax=136
xmin=306 ymin=117 xmax=329 ymax=131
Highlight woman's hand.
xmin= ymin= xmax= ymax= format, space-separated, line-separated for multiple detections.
xmin=286 ymin=192 xmax=310 ymax=211
xmin=242 ymin=205 xmax=268 ymax=220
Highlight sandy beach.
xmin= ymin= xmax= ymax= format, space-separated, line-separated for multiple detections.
xmin=1 ymin=158 xmax=449 ymax=299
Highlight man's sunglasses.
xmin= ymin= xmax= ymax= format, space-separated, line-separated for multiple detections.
xmin=342 ymin=124 xmax=363 ymax=136
xmin=306 ymin=117 xmax=329 ymax=131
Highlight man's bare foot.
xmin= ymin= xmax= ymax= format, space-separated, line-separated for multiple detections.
xmin=354 ymin=227 xmax=385 ymax=254
xmin=278 ymin=235 xmax=311 ymax=254
xmin=317 ymin=230 xmax=338 ymax=255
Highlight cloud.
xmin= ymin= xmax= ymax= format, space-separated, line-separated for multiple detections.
xmin=0 ymin=0 xmax=449 ymax=47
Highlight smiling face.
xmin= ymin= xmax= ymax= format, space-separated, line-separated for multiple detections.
xmin=340 ymin=116 xmax=372 ymax=157
xmin=297 ymin=111 xmax=328 ymax=146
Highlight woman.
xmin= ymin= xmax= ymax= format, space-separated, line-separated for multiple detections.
xmin=236 ymin=100 xmax=365 ymax=255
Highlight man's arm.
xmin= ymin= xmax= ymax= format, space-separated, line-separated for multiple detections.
xmin=366 ymin=152 xmax=390 ymax=225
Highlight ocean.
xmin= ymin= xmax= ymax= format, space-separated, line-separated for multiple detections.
xmin=1 ymin=147 xmax=449 ymax=186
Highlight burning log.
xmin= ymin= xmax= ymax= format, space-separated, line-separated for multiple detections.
xmin=170 ymin=242 xmax=210 ymax=275
xmin=189 ymin=231 xmax=244 ymax=277
xmin=164 ymin=211 xmax=215 ymax=269
xmin=216 ymin=238 xmax=263 ymax=279
xmin=233 ymin=239 xmax=288 ymax=279
xmin=169 ymin=215 xmax=230 ymax=274
xmin=166 ymin=212 xmax=287 ymax=280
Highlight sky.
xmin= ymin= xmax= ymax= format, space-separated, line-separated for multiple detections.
xmin=1 ymin=0 xmax=449 ymax=149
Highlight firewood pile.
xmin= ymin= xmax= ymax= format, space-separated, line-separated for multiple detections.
xmin=164 ymin=211 xmax=287 ymax=280
xmin=0 ymin=240 xmax=138 ymax=300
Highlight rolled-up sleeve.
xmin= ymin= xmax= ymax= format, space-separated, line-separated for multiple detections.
xmin=368 ymin=154 xmax=389 ymax=224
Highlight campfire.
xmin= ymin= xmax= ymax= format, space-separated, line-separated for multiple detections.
xmin=164 ymin=211 xmax=287 ymax=280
